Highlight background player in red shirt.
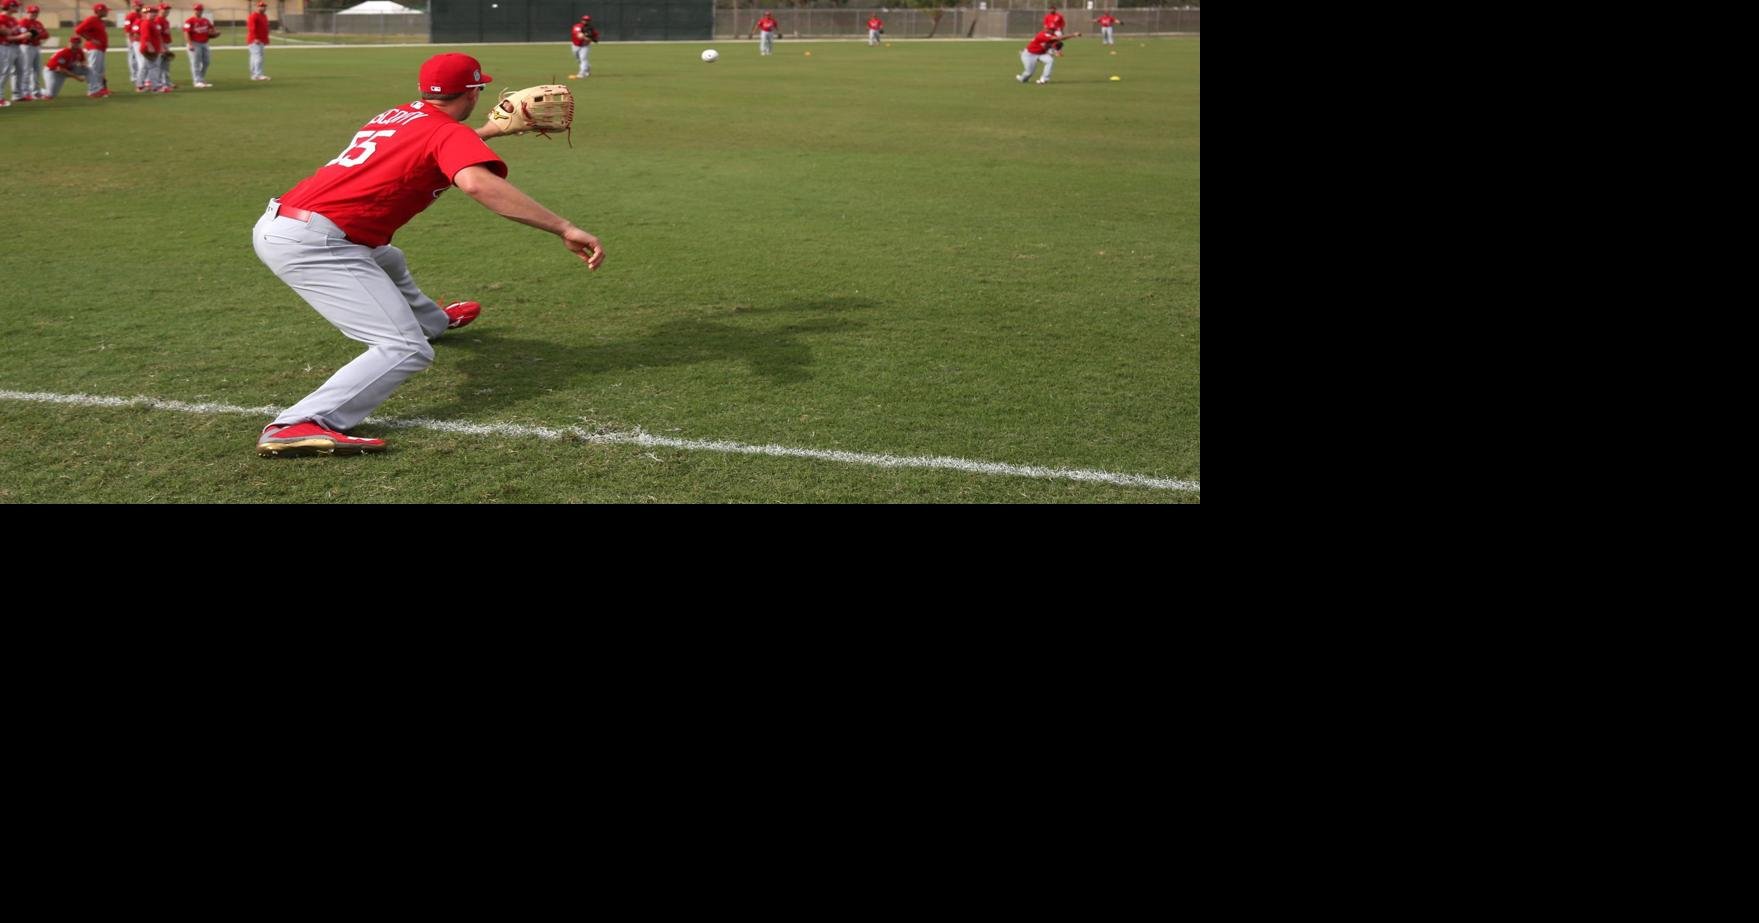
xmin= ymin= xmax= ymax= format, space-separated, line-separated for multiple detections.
xmin=866 ymin=15 xmax=882 ymax=46
xmin=1016 ymin=26 xmax=1078 ymax=85
xmin=183 ymin=2 xmax=217 ymax=88
xmin=73 ymin=2 xmax=110 ymax=97
xmin=14 ymin=3 xmax=48 ymax=101
xmin=247 ymin=0 xmax=269 ymax=80
xmin=252 ymin=53 xmax=607 ymax=457
xmin=1043 ymin=5 xmax=1066 ymax=34
xmin=122 ymin=0 xmax=143 ymax=91
xmin=750 ymin=10 xmax=778 ymax=56
xmin=568 ymin=14 xmax=597 ymax=80
xmin=136 ymin=2 xmax=170 ymax=92
xmin=0 ymin=1 xmax=19 ymax=107
xmin=1043 ymin=4 xmax=1066 ymax=56
xmin=1095 ymin=12 xmax=1121 ymax=46
xmin=42 ymin=34 xmax=87 ymax=98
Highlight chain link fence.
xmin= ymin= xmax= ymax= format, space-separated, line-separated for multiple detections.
xmin=715 ymin=7 xmax=1199 ymax=39
xmin=29 ymin=2 xmax=1197 ymax=46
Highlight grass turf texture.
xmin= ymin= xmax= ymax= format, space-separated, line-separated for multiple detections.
xmin=0 ymin=38 xmax=1199 ymax=503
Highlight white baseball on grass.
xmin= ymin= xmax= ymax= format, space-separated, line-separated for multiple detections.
xmin=701 ymin=48 xmax=719 ymax=63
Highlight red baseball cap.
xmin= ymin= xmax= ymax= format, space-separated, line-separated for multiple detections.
xmin=193 ymin=2 xmax=202 ymax=7
xmin=419 ymin=53 xmax=493 ymax=95
xmin=28 ymin=2 xmax=41 ymax=10
xmin=94 ymin=2 xmax=109 ymax=10
xmin=580 ymin=14 xmax=591 ymax=20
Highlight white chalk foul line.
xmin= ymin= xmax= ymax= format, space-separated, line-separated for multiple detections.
xmin=0 ymin=390 xmax=1199 ymax=493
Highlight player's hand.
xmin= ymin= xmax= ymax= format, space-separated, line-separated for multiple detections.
xmin=564 ymin=227 xmax=605 ymax=270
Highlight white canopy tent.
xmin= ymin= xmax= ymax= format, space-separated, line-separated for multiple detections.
xmin=337 ymin=1 xmax=422 ymax=14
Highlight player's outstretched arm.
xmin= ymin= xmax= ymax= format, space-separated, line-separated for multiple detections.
xmin=454 ymin=164 xmax=605 ymax=269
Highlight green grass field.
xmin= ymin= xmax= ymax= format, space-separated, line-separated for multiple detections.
xmin=0 ymin=38 xmax=1199 ymax=503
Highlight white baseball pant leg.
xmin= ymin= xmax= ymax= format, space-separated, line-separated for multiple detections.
xmin=1020 ymin=50 xmax=1054 ymax=81
xmin=19 ymin=45 xmax=40 ymax=97
xmin=253 ymin=201 xmax=444 ymax=432
xmin=0 ymin=46 xmax=17 ymax=100
xmin=1103 ymin=26 xmax=1114 ymax=44
xmin=127 ymin=42 xmax=140 ymax=85
xmin=760 ymin=31 xmax=773 ymax=54
xmin=574 ymin=43 xmax=589 ymax=77
xmin=190 ymin=43 xmax=209 ymax=84
xmin=248 ymin=41 xmax=264 ymax=78
xmin=868 ymin=29 xmax=879 ymax=45
xmin=84 ymin=48 xmax=104 ymax=94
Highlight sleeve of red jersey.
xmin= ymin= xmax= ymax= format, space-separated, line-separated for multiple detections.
xmin=434 ymin=122 xmax=509 ymax=184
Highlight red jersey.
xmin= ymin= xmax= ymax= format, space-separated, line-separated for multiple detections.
xmin=247 ymin=10 xmax=268 ymax=44
xmin=74 ymin=14 xmax=108 ymax=50
xmin=0 ymin=13 xmax=18 ymax=45
xmin=867 ymin=17 xmax=882 ymax=29
xmin=1097 ymin=15 xmax=1119 ymax=28
xmin=571 ymin=23 xmax=597 ymax=46
xmin=757 ymin=16 xmax=777 ymax=33
xmin=138 ymin=15 xmax=167 ymax=53
xmin=19 ymin=16 xmax=48 ymax=45
xmin=1043 ymin=13 xmax=1066 ymax=32
xmin=48 ymin=44 xmax=85 ymax=70
xmin=279 ymin=101 xmax=509 ymax=249
xmin=1025 ymin=29 xmax=1062 ymax=54
xmin=183 ymin=15 xmax=215 ymax=43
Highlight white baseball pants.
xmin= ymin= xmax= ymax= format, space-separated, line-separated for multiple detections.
xmin=253 ymin=200 xmax=453 ymax=432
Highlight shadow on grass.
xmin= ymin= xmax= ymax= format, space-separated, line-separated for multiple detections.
xmin=412 ymin=296 xmax=873 ymax=421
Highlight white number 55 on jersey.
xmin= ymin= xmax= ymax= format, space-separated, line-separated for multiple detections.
xmin=327 ymin=130 xmax=397 ymax=168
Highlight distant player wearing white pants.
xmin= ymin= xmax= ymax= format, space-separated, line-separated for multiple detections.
xmin=753 ymin=11 xmax=777 ymax=55
xmin=246 ymin=0 xmax=269 ymax=80
xmin=182 ymin=2 xmax=216 ymax=87
xmin=568 ymin=14 xmax=596 ymax=79
xmin=42 ymin=36 xmax=88 ymax=97
xmin=1016 ymin=27 xmax=1077 ymax=84
xmin=10 ymin=3 xmax=52 ymax=101
xmin=1096 ymin=13 xmax=1120 ymax=45
xmin=74 ymin=2 xmax=111 ymax=97
xmin=122 ymin=0 xmax=143 ymax=89
xmin=252 ymin=53 xmax=605 ymax=457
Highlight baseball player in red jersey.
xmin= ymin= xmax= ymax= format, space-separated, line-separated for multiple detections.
xmin=751 ymin=11 xmax=778 ymax=56
xmin=1043 ymin=5 xmax=1066 ymax=34
xmin=1017 ymin=26 xmax=1078 ymax=84
xmin=568 ymin=14 xmax=597 ymax=79
xmin=136 ymin=3 xmax=170 ymax=91
xmin=42 ymin=35 xmax=88 ymax=98
xmin=12 ymin=3 xmax=47 ymax=101
xmin=73 ymin=2 xmax=111 ymax=97
xmin=122 ymin=0 xmax=142 ymax=89
xmin=866 ymin=15 xmax=883 ymax=46
xmin=1095 ymin=12 xmax=1120 ymax=45
xmin=0 ymin=1 xmax=19 ymax=107
xmin=246 ymin=0 xmax=269 ymax=80
xmin=183 ymin=2 xmax=217 ymax=87
xmin=1043 ymin=4 xmax=1066 ymax=56
xmin=252 ymin=53 xmax=607 ymax=457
